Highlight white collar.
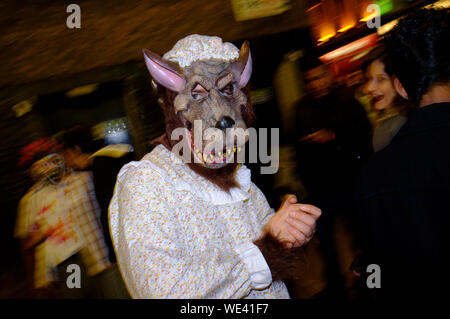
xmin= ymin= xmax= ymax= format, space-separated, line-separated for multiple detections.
xmin=152 ymin=145 xmax=252 ymax=206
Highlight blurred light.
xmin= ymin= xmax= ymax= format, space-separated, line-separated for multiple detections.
xmin=359 ymin=0 xmax=386 ymax=22
xmin=286 ymin=50 xmax=303 ymax=61
xmin=92 ymin=117 xmax=129 ymax=140
xmin=250 ymin=87 xmax=273 ymax=105
xmin=105 ymin=131 xmax=129 ymax=145
xmin=377 ymin=19 xmax=398 ymax=35
xmin=349 ymin=49 xmax=371 ymax=62
xmin=360 ymin=13 xmax=378 ymax=22
xmin=338 ymin=24 xmax=355 ymax=32
xmin=318 ymin=33 xmax=335 ymax=42
xmin=320 ymin=34 xmax=378 ymax=62
xmin=376 ymin=0 xmax=450 ymax=36
xmin=12 ymin=98 xmax=36 ymax=117
xmin=425 ymin=0 xmax=450 ymax=8
xmin=65 ymin=84 xmax=99 ymax=98
xmin=231 ymin=0 xmax=292 ymax=21
xmin=306 ymin=3 xmax=321 ymax=12
xmin=376 ymin=0 xmax=393 ymax=15
xmin=91 ymin=144 xmax=133 ymax=158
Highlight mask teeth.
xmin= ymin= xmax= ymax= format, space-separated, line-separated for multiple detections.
xmin=216 ymin=153 xmax=224 ymax=162
xmin=203 ymin=153 xmax=208 ymax=163
xmin=237 ymin=147 xmax=241 ymax=153
xmin=227 ymin=149 xmax=232 ymax=155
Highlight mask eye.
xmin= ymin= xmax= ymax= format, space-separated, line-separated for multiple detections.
xmin=220 ymin=83 xmax=233 ymax=96
xmin=192 ymin=84 xmax=208 ymax=100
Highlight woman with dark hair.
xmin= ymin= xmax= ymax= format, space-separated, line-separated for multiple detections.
xmin=362 ymin=45 xmax=411 ymax=152
xmin=353 ymin=8 xmax=450 ymax=301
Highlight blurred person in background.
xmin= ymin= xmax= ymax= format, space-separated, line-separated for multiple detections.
xmin=63 ymin=124 xmax=133 ymax=262
xmin=354 ymin=8 xmax=450 ymax=301
xmin=90 ymin=144 xmax=134 ymax=264
xmin=62 ymin=124 xmax=100 ymax=171
xmin=362 ymin=45 xmax=411 ymax=152
xmin=62 ymin=124 xmax=131 ymax=298
xmin=290 ymin=59 xmax=372 ymax=299
xmin=15 ymin=138 xmax=111 ymax=298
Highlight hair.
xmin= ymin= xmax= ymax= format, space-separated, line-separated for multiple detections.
xmin=362 ymin=44 xmax=412 ymax=116
xmin=384 ymin=8 xmax=450 ymax=105
xmin=17 ymin=137 xmax=63 ymax=168
xmin=362 ymin=44 xmax=393 ymax=76
xmin=62 ymin=124 xmax=98 ymax=154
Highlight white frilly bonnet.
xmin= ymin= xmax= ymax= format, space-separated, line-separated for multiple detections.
xmin=163 ymin=34 xmax=240 ymax=68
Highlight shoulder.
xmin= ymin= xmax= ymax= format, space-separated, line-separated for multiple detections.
xmin=358 ymin=139 xmax=411 ymax=197
xmin=115 ymin=145 xmax=177 ymax=196
xmin=384 ymin=114 xmax=407 ymax=131
xmin=18 ymin=187 xmax=37 ymax=209
xmin=69 ymin=170 xmax=93 ymax=181
xmin=111 ymin=148 xmax=173 ymax=212
xmin=248 ymin=182 xmax=268 ymax=200
xmin=248 ymin=182 xmax=273 ymax=211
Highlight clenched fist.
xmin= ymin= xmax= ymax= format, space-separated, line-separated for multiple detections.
xmin=264 ymin=195 xmax=321 ymax=248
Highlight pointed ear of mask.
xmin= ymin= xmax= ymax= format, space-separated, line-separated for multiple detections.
xmin=143 ymin=49 xmax=185 ymax=92
xmin=232 ymin=41 xmax=252 ymax=88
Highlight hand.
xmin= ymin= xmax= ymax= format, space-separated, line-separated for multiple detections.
xmin=264 ymin=195 xmax=321 ymax=248
xmin=299 ymin=129 xmax=335 ymax=144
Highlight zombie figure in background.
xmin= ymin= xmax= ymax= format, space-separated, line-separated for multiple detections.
xmin=109 ymin=35 xmax=322 ymax=298
xmin=15 ymin=138 xmax=110 ymax=298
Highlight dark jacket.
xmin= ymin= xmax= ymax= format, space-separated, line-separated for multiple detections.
xmin=356 ymin=102 xmax=450 ymax=300
xmin=92 ymin=151 xmax=134 ymax=263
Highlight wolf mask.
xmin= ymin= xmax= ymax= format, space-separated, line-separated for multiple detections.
xmin=143 ymin=35 xmax=255 ymax=191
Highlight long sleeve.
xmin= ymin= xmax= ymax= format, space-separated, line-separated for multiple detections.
xmin=250 ymin=183 xmax=275 ymax=227
xmin=112 ymin=166 xmax=271 ymax=299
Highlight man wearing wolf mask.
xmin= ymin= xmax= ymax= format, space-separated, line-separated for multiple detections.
xmin=109 ymin=35 xmax=321 ymax=298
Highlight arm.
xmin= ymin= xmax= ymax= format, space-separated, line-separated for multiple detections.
xmin=254 ymin=194 xmax=322 ymax=281
xmin=15 ymin=192 xmax=46 ymax=250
